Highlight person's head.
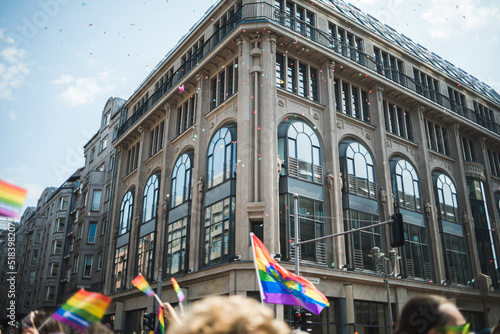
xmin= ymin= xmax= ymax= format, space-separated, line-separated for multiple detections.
xmin=20 ymin=310 xmax=63 ymax=334
xmin=166 ymin=295 xmax=290 ymax=334
xmin=491 ymin=323 xmax=500 ymax=334
xmin=395 ymin=295 xmax=467 ymax=334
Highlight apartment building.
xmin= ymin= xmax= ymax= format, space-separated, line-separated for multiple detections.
xmin=60 ymin=97 xmax=125 ymax=302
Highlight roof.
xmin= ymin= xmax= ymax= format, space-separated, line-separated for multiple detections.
xmin=129 ymin=0 xmax=499 ymax=107
xmin=320 ymin=0 xmax=500 ymax=106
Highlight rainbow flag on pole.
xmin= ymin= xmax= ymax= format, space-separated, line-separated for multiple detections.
xmin=155 ymin=305 xmax=165 ymax=334
xmin=170 ymin=277 xmax=185 ymax=302
xmin=132 ymin=274 xmax=155 ymax=296
xmin=0 ymin=179 xmax=27 ymax=219
xmin=251 ymin=233 xmax=329 ymax=315
xmin=52 ymin=289 xmax=111 ymax=332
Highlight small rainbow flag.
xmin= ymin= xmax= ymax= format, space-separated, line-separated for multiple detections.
xmin=155 ymin=305 xmax=165 ymax=334
xmin=170 ymin=277 xmax=185 ymax=302
xmin=251 ymin=233 xmax=329 ymax=315
xmin=132 ymin=274 xmax=155 ymax=297
xmin=0 ymin=179 xmax=27 ymax=219
xmin=52 ymin=288 xmax=111 ymax=333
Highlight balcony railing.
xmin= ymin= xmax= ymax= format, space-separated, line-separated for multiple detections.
xmin=115 ymin=2 xmax=500 ymax=140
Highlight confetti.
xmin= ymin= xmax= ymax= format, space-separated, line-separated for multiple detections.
xmin=179 ymin=85 xmax=185 ymax=92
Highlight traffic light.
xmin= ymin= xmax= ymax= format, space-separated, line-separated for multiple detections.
xmin=143 ymin=312 xmax=155 ymax=331
xmin=301 ymin=312 xmax=312 ymax=333
xmin=293 ymin=309 xmax=302 ymax=329
xmin=390 ymin=213 xmax=405 ymax=247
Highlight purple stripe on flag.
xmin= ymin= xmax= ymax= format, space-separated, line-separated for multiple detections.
xmin=52 ymin=308 xmax=90 ymax=333
xmin=263 ymin=292 xmax=325 ymax=315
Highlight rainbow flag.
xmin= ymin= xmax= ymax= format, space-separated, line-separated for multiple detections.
xmin=155 ymin=305 xmax=165 ymax=334
xmin=52 ymin=289 xmax=111 ymax=333
xmin=170 ymin=277 xmax=185 ymax=302
xmin=0 ymin=179 xmax=27 ymax=219
xmin=251 ymin=233 xmax=329 ymax=315
xmin=132 ymin=274 xmax=155 ymax=296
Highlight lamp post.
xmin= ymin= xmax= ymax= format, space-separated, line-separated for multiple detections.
xmin=368 ymin=247 xmax=400 ymax=334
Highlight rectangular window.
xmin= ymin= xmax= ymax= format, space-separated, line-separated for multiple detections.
xmin=32 ymin=249 xmax=39 ymax=262
xmin=335 ymin=78 xmax=370 ymax=123
xmin=137 ymin=233 xmax=155 ymax=280
xmin=276 ymin=54 xmax=285 ymax=88
xmin=29 ymin=271 xmax=35 ymax=285
xmin=56 ymin=218 xmax=65 ymax=232
xmin=461 ymin=137 xmax=476 ymax=162
xmin=105 ymin=186 xmax=111 ymax=202
xmin=448 ymin=87 xmax=466 ymax=115
xmin=126 ymin=142 xmax=140 ymax=174
xmin=52 ymin=240 xmax=62 ymax=254
xmin=374 ymin=47 xmax=405 ymax=85
xmin=166 ymin=217 xmax=188 ymax=275
xmin=203 ymin=197 xmax=235 ymax=267
xmin=101 ymin=218 xmax=107 ymax=235
xmin=99 ymin=137 xmax=108 ymax=153
xmin=488 ymin=149 xmax=500 ymax=177
xmin=114 ymin=245 xmax=128 ymax=291
xmin=83 ymin=255 xmax=93 ymax=278
xmin=60 ymin=197 xmax=68 ymax=210
xmin=426 ymin=120 xmax=449 ymax=155
xmin=109 ymin=155 xmax=115 ymax=171
xmin=45 ymin=286 xmax=55 ymax=301
xmin=73 ymin=255 xmax=79 ymax=273
xmin=92 ymin=190 xmax=101 ymax=211
xmin=414 ymin=69 xmax=440 ymax=104
xmin=98 ymin=253 xmax=103 ymax=270
xmin=88 ymin=223 xmax=97 ymax=243
xmin=210 ymin=59 xmax=238 ymax=110
xmin=49 ymin=263 xmax=59 ymax=277
xmin=150 ymin=121 xmax=165 ymax=157
xmin=383 ymin=100 xmax=413 ymax=141
xmin=276 ymin=55 xmax=318 ymax=101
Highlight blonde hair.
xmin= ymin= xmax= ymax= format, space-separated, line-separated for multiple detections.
xmin=167 ymin=295 xmax=290 ymax=334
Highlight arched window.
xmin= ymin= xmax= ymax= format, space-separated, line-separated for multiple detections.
xmin=143 ymin=174 xmax=159 ymax=223
xmin=340 ymin=140 xmax=379 ymax=271
xmin=171 ymin=153 xmax=192 ymax=207
xmin=434 ymin=173 xmax=469 ymax=285
xmin=390 ymin=158 xmax=430 ymax=280
xmin=345 ymin=141 xmax=376 ymax=199
xmin=207 ymin=125 xmax=236 ymax=188
xmin=278 ymin=120 xmax=321 ymax=183
xmin=392 ymin=159 xmax=422 ymax=212
xmin=436 ymin=174 xmax=459 ymax=222
xmin=119 ymin=191 xmax=133 ymax=235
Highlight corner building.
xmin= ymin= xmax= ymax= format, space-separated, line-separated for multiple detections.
xmin=106 ymin=0 xmax=500 ymax=332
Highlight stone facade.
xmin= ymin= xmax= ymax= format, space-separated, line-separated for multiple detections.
xmin=103 ymin=0 xmax=500 ymax=332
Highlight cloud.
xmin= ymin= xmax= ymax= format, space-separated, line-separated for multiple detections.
xmin=8 ymin=110 xmax=16 ymax=120
xmin=53 ymin=72 xmax=115 ymax=107
xmin=0 ymin=41 xmax=30 ymax=100
xmin=422 ymin=0 xmax=500 ymax=39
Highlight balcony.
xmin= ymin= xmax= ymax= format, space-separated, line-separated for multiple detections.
xmin=114 ymin=2 xmax=500 ymax=140
xmin=464 ymin=161 xmax=486 ymax=181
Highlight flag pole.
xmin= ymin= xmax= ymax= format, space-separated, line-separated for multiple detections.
xmin=250 ymin=233 xmax=265 ymax=307
xmin=36 ymin=315 xmax=52 ymax=332
xmin=293 ymin=193 xmax=300 ymax=276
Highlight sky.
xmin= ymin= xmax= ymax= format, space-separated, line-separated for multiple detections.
xmin=0 ymin=0 xmax=499 ymax=216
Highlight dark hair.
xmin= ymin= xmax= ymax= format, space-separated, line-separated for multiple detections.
xmin=395 ymin=295 xmax=455 ymax=334
xmin=22 ymin=310 xmax=63 ymax=334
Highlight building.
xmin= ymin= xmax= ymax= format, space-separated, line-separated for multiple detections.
xmin=60 ymin=97 xmax=125 ymax=302
xmin=103 ymin=0 xmax=500 ymax=333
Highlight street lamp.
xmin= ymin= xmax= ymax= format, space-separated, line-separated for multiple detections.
xmin=368 ymin=247 xmax=401 ymax=334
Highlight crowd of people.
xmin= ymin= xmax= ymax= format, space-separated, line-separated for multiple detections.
xmin=12 ymin=294 xmax=500 ymax=334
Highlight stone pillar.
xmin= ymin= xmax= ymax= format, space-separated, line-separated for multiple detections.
xmin=189 ymin=73 xmax=210 ymax=273
xmin=323 ymin=60 xmax=345 ymax=268
xmin=370 ymin=83 xmax=393 ymax=250
xmin=414 ymin=105 xmax=446 ymax=283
